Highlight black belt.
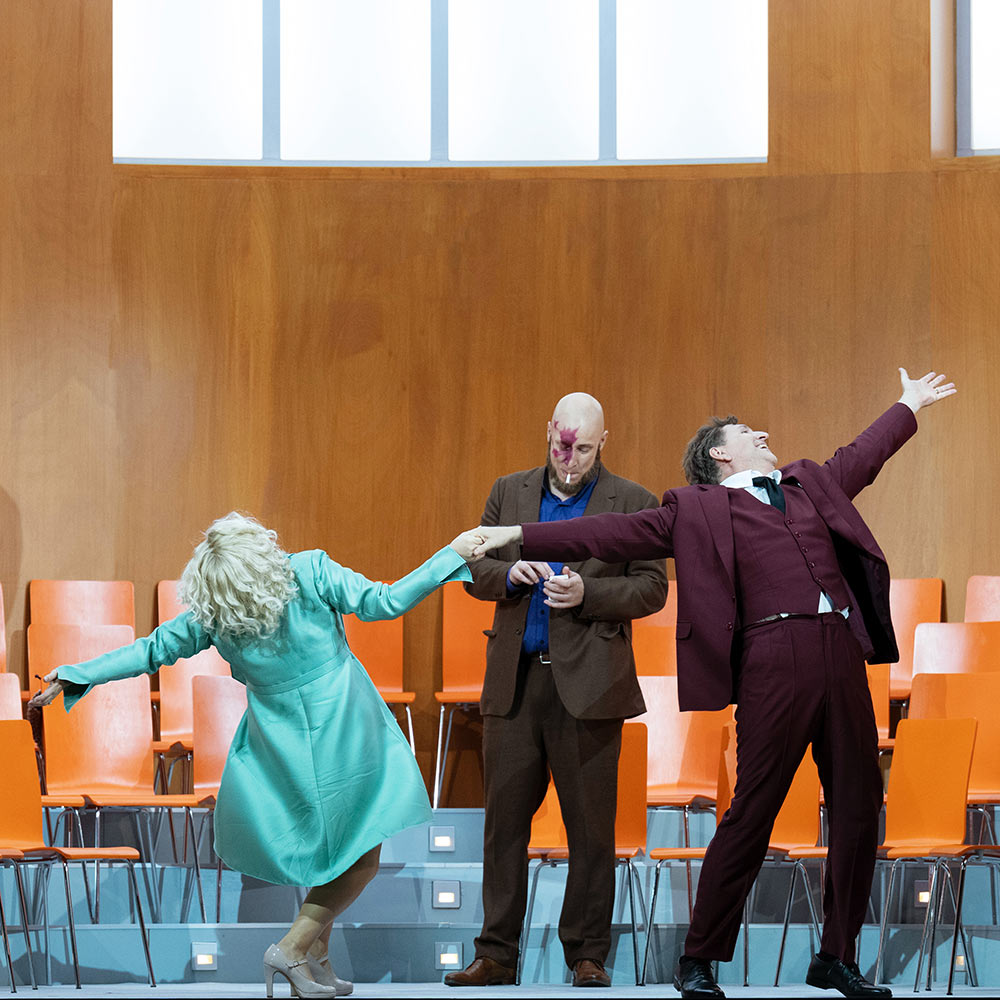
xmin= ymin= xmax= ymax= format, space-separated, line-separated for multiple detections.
xmin=743 ymin=611 xmax=849 ymax=632
xmin=524 ymin=650 xmax=551 ymax=665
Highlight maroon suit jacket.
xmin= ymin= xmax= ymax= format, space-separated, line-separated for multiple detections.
xmin=468 ymin=466 xmax=668 ymax=720
xmin=521 ymin=403 xmax=918 ymax=711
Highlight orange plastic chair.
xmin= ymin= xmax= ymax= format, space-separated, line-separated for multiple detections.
xmin=631 ymin=622 xmax=677 ymax=676
xmin=912 ymin=621 xmax=1000 ymax=678
xmin=27 ymin=623 xmax=135 ymax=693
xmin=873 ymin=717 xmax=978 ymax=990
xmin=0 ymin=672 xmax=21 ymax=720
xmin=883 ymin=578 xmax=942 ymax=702
xmin=343 ymin=612 xmax=417 ymax=753
xmin=866 ymin=662 xmax=894 ymax=752
xmin=0 ymin=719 xmax=154 ymax=988
xmin=34 ymin=625 xmax=214 ymax=921
xmin=909 ymin=672 xmax=1000 ymax=826
xmin=432 ymin=582 xmax=494 ymax=807
xmin=635 ymin=586 xmax=677 ymax=627
xmin=770 ymin=754 xmax=824 ymax=985
xmin=191 ymin=674 xmax=247 ymax=921
xmin=28 ymin=579 xmax=135 ymax=629
xmin=964 ymin=575 xmax=1000 ymax=622
xmin=643 ymin=722 xmax=737 ymax=984
xmin=636 ymin=674 xmax=734 ymax=843
xmin=519 ymin=723 xmax=648 ymax=986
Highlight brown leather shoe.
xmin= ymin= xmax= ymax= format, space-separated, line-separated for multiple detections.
xmin=444 ymin=956 xmax=516 ymax=987
xmin=572 ymin=958 xmax=611 ymax=987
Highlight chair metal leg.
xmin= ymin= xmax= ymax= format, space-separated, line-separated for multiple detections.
xmin=517 ymin=859 xmax=548 ymax=986
xmin=432 ymin=704 xmax=446 ymax=809
xmin=641 ymin=859 xmax=666 ymax=986
xmin=913 ymin=862 xmax=938 ymax=992
xmin=742 ymin=898 xmax=750 ymax=987
xmin=874 ymin=859 xmax=898 ymax=984
xmin=402 ymin=705 xmax=416 ymax=756
xmin=184 ymin=808 xmax=207 ymax=923
xmin=10 ymin=864 xmax=36 ymax=991
xmin=624 ymin=860 xmax=640 ymax=985
xmin=59 ymin=861 xmax=81 ymax=990
xmin=775 ymin=867 xmax=796 ymax=985
xmin=0 ymin=880 xmax=16 ymax=994
xmin=126 ymin=862 xmax=156 ymax=987
xmin=436 ymin=707 xmax=459 ymax=809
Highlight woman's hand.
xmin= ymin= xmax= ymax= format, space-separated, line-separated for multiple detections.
xmin=472 ymin=525 xmax=524 ymax=557
xmin=28 ymin=670 xmax=65 ymax=709
xmin=449 ymin=529 xmax=488 ymax=562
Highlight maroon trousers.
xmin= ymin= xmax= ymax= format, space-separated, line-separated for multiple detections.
xmin=683 ymin=613 xmax=883 ymax=964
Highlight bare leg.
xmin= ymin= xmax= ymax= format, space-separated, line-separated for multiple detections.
xmin=277 ymin=845 xmax=381 ymax=964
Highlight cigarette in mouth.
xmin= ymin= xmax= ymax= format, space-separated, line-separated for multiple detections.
xmin=566 ymin=473 xmax=573 ymax=484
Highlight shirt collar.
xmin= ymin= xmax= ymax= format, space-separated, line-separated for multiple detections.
xmin=720 ymin=468 xmax=783 ymax=489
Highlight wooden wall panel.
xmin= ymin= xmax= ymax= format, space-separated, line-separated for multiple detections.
xmin=769 ymin=0 xmax=931 ymax=174
xmin=3 ymin=0 xmax=1000 ymax=800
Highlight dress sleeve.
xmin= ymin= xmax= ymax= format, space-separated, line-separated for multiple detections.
xmin=312 ymin=546 xmax=473 ymax=621
xmin=57 ymin=612 xmax=212 ymax=711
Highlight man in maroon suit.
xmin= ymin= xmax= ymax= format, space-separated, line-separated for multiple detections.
xmin=471 ymin=369 xmax=956 ymax=999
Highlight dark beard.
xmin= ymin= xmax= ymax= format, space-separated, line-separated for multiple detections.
xmin=546 ymin=449 xmax=602 ymax=496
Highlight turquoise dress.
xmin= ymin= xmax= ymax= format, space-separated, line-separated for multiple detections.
xmin=57 ymin=546 xmax=471 ymax=887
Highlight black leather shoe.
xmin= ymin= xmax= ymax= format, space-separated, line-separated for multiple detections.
xmin=444 ymin=956 xmax=516 ymax=986
xmin=805 ymin=954 xmax=892 ymax=997
xmin=572 ymin=958 xmax=611 ymax=987
xmin=672 ymin=959 xmax=725 ymax=998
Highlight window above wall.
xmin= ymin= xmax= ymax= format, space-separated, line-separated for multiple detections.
xmin=957 ymin=0 xmax=1000 ymax=156
xmin=112 ymin=0 xmax=768 ymax=166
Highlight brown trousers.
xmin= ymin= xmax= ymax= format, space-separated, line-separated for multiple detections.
xmin=684 ymin=613 xmax=883 ymax=964
xmin=474 ymin=655 xmax=624 ymax=969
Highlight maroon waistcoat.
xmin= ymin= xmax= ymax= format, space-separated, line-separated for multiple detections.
xmin=728 ymin=483 xmax=852 ymax=624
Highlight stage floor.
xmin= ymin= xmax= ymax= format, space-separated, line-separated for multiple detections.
xmin=11 ymin=984 xmax=997 ymax=998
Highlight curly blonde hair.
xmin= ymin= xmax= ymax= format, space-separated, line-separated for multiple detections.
xmin=179 ymin=512 xmax=298 ymax=639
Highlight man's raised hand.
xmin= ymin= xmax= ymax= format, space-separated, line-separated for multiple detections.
xmin=898 ymin=368 xmax=957 ymax=413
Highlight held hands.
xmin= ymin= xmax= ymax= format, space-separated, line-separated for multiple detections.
xmin=449 ymin=529 xmax=488 ymax=562
xmin=471 ymin=525 xmax=523 ymax=557
xmin=28 ymin=671 xmax=64 ymax=709
xmin=543 ymin=566 xmax=584 ymax=609
xmin=898 ymin=368 xmax=957 ymax=413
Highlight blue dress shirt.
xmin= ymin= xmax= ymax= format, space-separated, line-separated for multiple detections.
xmin=509 ymin=473 xmax=599 ymax=655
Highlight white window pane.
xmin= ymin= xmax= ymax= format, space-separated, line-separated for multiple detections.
xmin=971 ymin=0 xmax=1000 ymax=150
xmin=281 ymin=0 xmax=431 ymax=161
xmin=617 ymin=0 xmax=767 ymax=161
xmin=113 ymin=0 xmax=262 ymax=160
xmin=449 ymin=0 xmax=599 ymax=161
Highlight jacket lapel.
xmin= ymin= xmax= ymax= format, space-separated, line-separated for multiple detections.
xmin=517 ymin=467 xmax=547 ymax=526
xmin=697 ymin=485 xmax=737 ymax=593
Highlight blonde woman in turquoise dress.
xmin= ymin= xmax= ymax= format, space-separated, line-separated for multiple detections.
xmin=30 ymin=512 xmax=485 ymax=998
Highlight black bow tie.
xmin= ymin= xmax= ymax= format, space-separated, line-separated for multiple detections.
xmin=752 ymin=476 xmax=786 ymax=515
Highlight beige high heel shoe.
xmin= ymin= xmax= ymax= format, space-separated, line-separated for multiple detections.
xmin=307 ymin=953 xmax=353 ymax=996
xmin=263 ymin=943 xmax=340 ymax=999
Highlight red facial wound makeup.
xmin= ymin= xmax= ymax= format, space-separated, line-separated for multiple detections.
xmin=551 ymin=421 xmax=579 ymax=466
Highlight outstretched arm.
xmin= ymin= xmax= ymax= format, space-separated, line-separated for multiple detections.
xmin=822 ymin=368 xmax=957 ymax=500
xmin=28 ymin=613 xmax=212 ymax=710
xmin=473 ymin=501 xmax=677 ymax=563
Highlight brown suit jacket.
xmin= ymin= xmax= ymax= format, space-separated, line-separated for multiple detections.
xmin=467 ymin=466 xmax=668 ymax=720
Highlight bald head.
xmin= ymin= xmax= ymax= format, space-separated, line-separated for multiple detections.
xmin=551 ymin=392 xmax=605 ymax=438
xmin=546 ymin=392 xmax=608 ymax=497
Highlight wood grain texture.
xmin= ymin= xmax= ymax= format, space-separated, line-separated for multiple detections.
xmin=3 ymin=0 xmax=1000 ymax=803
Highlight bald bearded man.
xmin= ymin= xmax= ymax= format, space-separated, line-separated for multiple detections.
xmin=444 ymin=393 xmax=667 ymax=989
